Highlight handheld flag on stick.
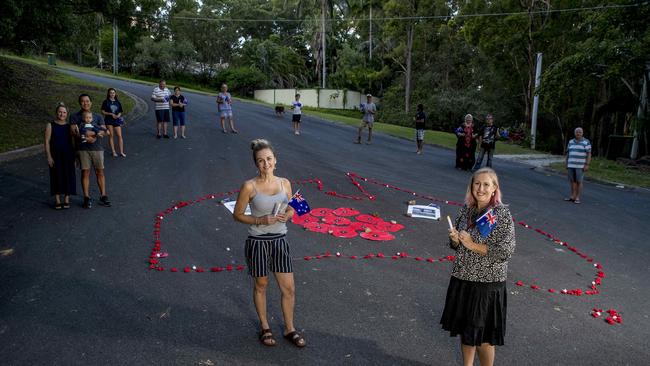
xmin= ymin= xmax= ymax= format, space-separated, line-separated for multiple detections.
xmin=288 ymin=190 xmax=311 ymax=216
xmin=475 ymin=209 xmax=497 ymax=238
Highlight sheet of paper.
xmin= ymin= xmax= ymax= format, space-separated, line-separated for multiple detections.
xmin=407 ymin=204 xmax=440 ymax=220
xmin=222 ymin=200 xmax=251 ymax=215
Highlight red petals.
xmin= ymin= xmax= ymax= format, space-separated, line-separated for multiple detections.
xmin=183 ymin=267 xmax=191 ymax=273
xmin=291 ymin=213 xmax=318 ymax=225
xmin=356 ymin=214 xmax=381 ymax=224
xmin=516 ymin=281 xmax=524 ymax=287
xmin=321 ymin=215 xmax=352 ymax=226
xmin=360 ymin=231 xmax=394 ymax=241
xmin=530 ymin=284 xmax=540 ymax=290
xmin=333 ymin=207 xmax=361 ymax=216
xmin=310 ymin=207 xmax=334 ymax=217
xmin=330 ymin=226 xmax=358 ymax=238
xmin=170 ymin=267 xmax=178 ymax=272
xmin=303 ymin=222 xmax=332 ymax=233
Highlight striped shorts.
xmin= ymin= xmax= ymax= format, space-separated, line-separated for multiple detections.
xmin=244 ymin=234 xmax=293 ymax=277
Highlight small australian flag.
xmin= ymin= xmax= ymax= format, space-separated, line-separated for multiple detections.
xmin=288 ymin=192 xmax=311 ymax=216
xmin=476 ymin=209 xmax=497 ymax=238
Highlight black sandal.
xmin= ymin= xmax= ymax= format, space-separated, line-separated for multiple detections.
xmin=259 ymin=329 xmax=276 ymax=347
xmin=54 ymin=203 xmax=63 ymax=210
xmin=284 ymin=331 xmax=306 ymax=348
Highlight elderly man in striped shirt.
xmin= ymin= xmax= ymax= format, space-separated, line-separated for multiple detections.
xmin=565 ymin=127 xmax=592 ymax=204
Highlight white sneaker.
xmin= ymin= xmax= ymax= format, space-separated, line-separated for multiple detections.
xmin=295 ymin=131 xmax=300 ymax=135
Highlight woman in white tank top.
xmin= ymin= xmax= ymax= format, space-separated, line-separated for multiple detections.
xmin=233 ymin=139 xmax=307 ymax=348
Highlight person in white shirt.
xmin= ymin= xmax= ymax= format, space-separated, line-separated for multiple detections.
xmin=291 ymin=93 xmax=302 ymax=135
xmin=216 ymin=84 xmax=238 ymax=134
xmin=150 ymin=80 xmax=171 ymax=139
xmin=564 ymin=127 xmax=592 ymax=204
xmin=356 ymin=94 xmax=376 ymax=144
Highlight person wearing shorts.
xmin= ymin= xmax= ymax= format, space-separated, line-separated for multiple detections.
xmin=233 ymin=138 xmax=306 ymax=349
xmin=356 ymin=94 xmax=376 ymax=144
xmin=565 ymin=127 xmax=591 ymax=204
xmin=151 ymin=80 xmax=171 ymax=139
xmin=217 ymin=84 xmax=238 ymax=134
xmin=101 ymin=88 xmax=126 ymax=157
xmin=70 ymin=94 xmax=111 ymax=209
xmin=291 ymin=94 xmax=302 ymax=135
xmin=169 ymin=86 xmax=188 ymax=139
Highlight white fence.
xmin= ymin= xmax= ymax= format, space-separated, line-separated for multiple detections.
xmin=254 ymin=88 xmax=378 ymax=110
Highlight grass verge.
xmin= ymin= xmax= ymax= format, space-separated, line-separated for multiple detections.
xmin=548 ymin=158 xmax=650 ymax=189
xmin=0 ymin=55 xmax=134 ymax=153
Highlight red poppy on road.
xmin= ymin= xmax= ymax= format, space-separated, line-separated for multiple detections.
xmin=303 ymin=222 xmax=332 ymax=233
xmin=374 ymin=221 xmax=405 ymax=232
xmin=333 ymin=207 xmax=361 ymax=216
xmin=349 ymin=221 xmax=379 ymax=232
xmin=322 ymin=215 xmax=352 ymax=226
xmin=330 ymin=226 xmax=358 ymax=238
xmin=360 ymin=231 xmax=395 ymax=241
xmin=356 ymin=214 xmax=381 ymax=224
xmin=292 ymin=213 xmax=318 ymax=225
xmin=311 ymin=207 xmax=334 ymax=217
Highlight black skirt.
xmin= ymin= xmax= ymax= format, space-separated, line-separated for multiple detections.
xmin=440 ymin=276 xmax=507 ymax=346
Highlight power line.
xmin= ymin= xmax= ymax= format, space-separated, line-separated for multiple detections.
xmin=171 ymin=2 xmax=647 ymax=23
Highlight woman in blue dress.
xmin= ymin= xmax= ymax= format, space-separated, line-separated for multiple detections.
xmin=44 ymin=103 xmax=77 ymax=209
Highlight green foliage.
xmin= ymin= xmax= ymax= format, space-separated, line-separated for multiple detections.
xmin=214 ymin=66 xmax=269 ymax=97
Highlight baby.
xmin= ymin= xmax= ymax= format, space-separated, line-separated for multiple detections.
xmin=80 ymin=110 xmax=106 ymax=143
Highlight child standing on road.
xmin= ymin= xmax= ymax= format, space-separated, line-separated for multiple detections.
xmin=415 ymin=104 xmax=426 ymax=154
xmin=291 ymin=94 xmax=302 ymax=135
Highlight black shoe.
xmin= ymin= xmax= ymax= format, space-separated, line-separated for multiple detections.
xmin=99 ymin=196 xmax=111 ymax=207
xmin=83 ymin=197 xmax=92 ymax=209
xmin=156 ymin=134 xmax=162 ymax=139
xmin=163 ymin=134 xmax=170 ymax=139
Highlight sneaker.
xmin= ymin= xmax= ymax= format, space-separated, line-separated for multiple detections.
xmin=163 ymin=134 xmax=170 ymax=139
xmin=83 ymin=197 xmax=92 ymax=209
xmin=295 ymin=131 xmax=300 ymax=135
xmin=99 ymin=196 xmax=112 ymax=207
xmin=181 ymin=135 xmax=186 ymax=139
xmin=354 ymin=139 xmax=361 ymax=144
xmin=366 ymin=141 xmax=372 ymax=145
xmin=156 ymin=134 xmax=162 ymax=139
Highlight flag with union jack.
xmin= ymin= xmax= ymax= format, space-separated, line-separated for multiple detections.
xmin=475 ymin=209 xmax=497 ymax=238
xmin=288 ymin=191 xmax=311 ymax=216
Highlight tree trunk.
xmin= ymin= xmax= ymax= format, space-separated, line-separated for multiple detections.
xmin=404 ymin=22 xmax=414 ymax=114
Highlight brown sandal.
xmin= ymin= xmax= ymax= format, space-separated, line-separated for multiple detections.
xmin=259 ymin=329 xmax=276 ymax=347
xmin=284 ymin=331 xmax=306 ymax=348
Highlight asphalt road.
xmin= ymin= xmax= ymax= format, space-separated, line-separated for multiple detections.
xmin=1 ymin=71 xmax=649 ymax=365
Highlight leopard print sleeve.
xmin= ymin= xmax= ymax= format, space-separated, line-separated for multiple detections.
xmin=485 ymin=205 xmax=516 ymax=263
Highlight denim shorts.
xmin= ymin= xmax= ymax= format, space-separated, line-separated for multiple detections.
xmin=172 ymin=111 xmax=186 ymax=126
xmin=567 ymin=168 xmax=584 ymax=183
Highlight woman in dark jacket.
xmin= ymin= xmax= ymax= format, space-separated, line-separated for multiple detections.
xmin=442 ymin=167 xmax=516 ymax=366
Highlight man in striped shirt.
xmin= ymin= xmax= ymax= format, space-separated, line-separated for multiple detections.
xmin=565 ymin=127 xmax=592 ymax=204
xmin=151 ymin=80 xmax=171 ymax=139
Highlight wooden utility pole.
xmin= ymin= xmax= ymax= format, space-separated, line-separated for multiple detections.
xmin=112 ymin=17 xmax=118 ymax=75
xmin=369 ymin=5 xmax=372 ymax=61
xmin=321 ymin=0 xmax=327 ymax=88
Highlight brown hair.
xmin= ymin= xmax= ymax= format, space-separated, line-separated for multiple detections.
xmin=250 ymin=139 xmax=275 ymax=162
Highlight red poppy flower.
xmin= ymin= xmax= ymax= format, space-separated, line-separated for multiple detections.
xmin=311 ymin=208 xmax=334 ymax=217
xmin=157 ymin=266 xmax=164 ymax=271
xmin=376 ymin=252 xmax=385 ymax=258
xmin=170 ymin=267 xmax=178 ymax=272
xmin=226 ymin=265 xmax=233 ymax=271
xmin=348 ymin=221 xmax=378 ymax=232
xmin=322 ymin=216 xmax=352 ymax=226
xmin=330 ymin=226 xmax=358 ymax=238
xmin=356 ymin=214 xmax=381 ymax=224
xmin=292 ymin=213 xmax=318 ymax=225
xmin=303 ymin=222 xmax=332 ymax=233
xmin=415 ymin=257 xmax=423 ymax=261
xmin=333 ymin=207 xmax=361 ymax=216
xmin=374 ymin=221 xmax=405 ymax=232
xmin=196 ymin=267 xmax=205 ymax=272
xmin=516 ymin=281 xmax=524 ymax=286
xmin=426 ymin=258 xmax=435 ymax=262
xmin=530 ymin=284 xmax=540 ymax=290
xmin=304 ymin=256 xmax=312 ymax=261
xmin=350 ymin=255 xmax=358 ymax=259
xmin=211 ymin=267 xmax=223 ymax=272
xmin=360 ymin=231 xmax=395 ymax=241
xmin=548 ymin=288 xmax=556 ymax=293
xmin=183 ymin=267 xmax=191 ymax=273
xmin=236 ymin=265 xmax=245 ymax=271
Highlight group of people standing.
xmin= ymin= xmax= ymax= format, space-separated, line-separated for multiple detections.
xmin=455 ymin=113 xmax=499 ymax=172
xmin=45 ymin=89 xmax=126 ymax=209
xmin=151 ymin=80 xmax=189 ymax=139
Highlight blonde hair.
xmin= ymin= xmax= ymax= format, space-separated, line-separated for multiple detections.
xmin=464 ymin=114 xmax=473 ymax=121
xmin=55 ymin=102 xmax=68 ymax=115
xmin=464 ymin=168 xmax=502 ymax=208
xmin=250 ymin=139 xmax=275 ymax=161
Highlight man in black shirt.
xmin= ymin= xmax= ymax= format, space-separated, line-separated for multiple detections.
xmin=472 ymin=114 xmax=498 ymax=171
